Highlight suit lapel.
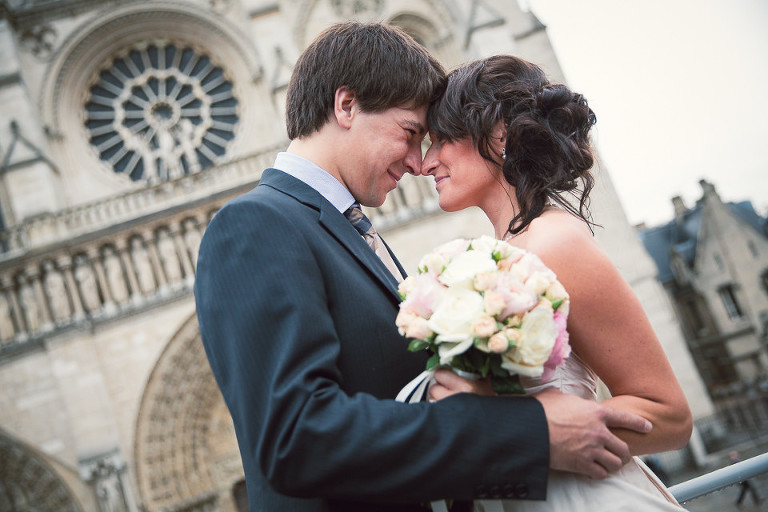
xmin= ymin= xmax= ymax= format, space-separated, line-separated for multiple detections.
xmin=259 ymin=169 xmax=402 ymax=302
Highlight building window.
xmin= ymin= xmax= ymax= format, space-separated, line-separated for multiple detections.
xmin=762 ymin=269 xmax=768 ymax=295
xmin=718 ymin=284 xmax=744 ymax=320
xmin=713 ymin=254 xmax=723 ymax=270
xmin=681 ymin=298 xmax=708 ymax=336
xmin=84 ymin=42 xmax=239 ymax=183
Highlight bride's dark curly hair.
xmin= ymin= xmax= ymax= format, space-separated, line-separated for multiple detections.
xmin=428 ymin=55 xmax=597 ymax=236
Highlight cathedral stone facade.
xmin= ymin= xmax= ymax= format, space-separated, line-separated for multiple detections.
xmin=0 ymin=1 xmax=712 ymax=511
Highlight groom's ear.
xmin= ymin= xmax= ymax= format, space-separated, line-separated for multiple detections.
xmin=334 ymin=86 xmax=357 ymax=130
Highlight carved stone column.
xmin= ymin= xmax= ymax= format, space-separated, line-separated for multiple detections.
xmin=114 ymin=240 xmax=142 ymax=305
xmin=88 ymin=247 xmax=115 ymax=314
xmin=58 ymin=255 xmax=85 ymax=322
xmin=141 ymin=232 xmax=168 ymax=291
xmin=80 ymin=450 xmax=132 ymax=512
xmin=74 ymin=252 xmax=103 ymax=317
xmin=0 ymin=278 xmax=18 ymax=343
xmin=156 ymin=226 xmax=185 ymax=288
xmin=182 ymin=217 xmax=203 ymax=271
xmin=128 ymin=236 xmax=158 ymax=297
xmin=25 ymin=266 xmax=53 ymax=332
xmin=42 ymin=261 xmax=72 ymax=325
xmin=169 ymin=223 xmax=194 ymax=284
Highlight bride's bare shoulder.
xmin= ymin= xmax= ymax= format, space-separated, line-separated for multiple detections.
xmin=524 ymin=209 xmax=594 ymax=251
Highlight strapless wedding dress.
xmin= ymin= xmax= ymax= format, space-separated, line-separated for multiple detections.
xmin=473 ymin=352 xmax=684 ymax=511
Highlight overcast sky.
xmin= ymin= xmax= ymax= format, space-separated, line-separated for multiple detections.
xmin=523 ymin=0 xmax=768 ymax=227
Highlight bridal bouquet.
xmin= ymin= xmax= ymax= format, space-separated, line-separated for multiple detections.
xmin=396 ymin=235 xmax=571 ymax=394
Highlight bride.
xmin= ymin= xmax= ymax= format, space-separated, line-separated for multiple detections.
xmin=419 ymin=55 xmax=692 ymax=510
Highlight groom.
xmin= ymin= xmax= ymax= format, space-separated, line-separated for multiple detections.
xmin=194 ymin=21 xmax=651 ymax=512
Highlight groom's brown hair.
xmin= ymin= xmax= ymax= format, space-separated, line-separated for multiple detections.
xmin=285 ymin=21 xmax=445 ymax=139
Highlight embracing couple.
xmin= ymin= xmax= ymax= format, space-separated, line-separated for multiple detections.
xmin=194 ymin=22 xmax=692 ymax=511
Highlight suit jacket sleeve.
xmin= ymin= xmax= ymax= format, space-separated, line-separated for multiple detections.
xmin=194 ymin=192 xmax=550 ymax=504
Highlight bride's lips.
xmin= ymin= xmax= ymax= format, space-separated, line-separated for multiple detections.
xmin=434 ymin=176 xmax=448 ymax=190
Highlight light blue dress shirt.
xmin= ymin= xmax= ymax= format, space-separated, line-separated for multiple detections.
xmin=273 ymin=152 xmax=356 ymax=214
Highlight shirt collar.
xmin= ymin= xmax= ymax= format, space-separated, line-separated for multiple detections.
xmin=273 ymin=152 xmax=356 ymax=214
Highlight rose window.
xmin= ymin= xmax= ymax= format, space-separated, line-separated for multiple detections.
xmin=84 ymin=42 xmax=239 ymax=183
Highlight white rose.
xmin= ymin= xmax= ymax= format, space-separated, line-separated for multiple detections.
xmin=545 ymin=280 xmax=569 ymax=303
xmin=488 ymin=332 xmax=510 ymax=353
xmin=418 ymin=252 xmax=448 ymax=276
xmin=469 ymin=235 xmax=499 ymax=255
xmin=511 ymin=252 xmax=547 ymax=281
xmin=398 ymin=275 xmax=418 ymax=297
xmin=525 ymin=269 xmax=557 ymax=296
xmin=439 ymin=251 xmax=498 ymax=289
xmin=472 ymin=314 xmax=498 ymax=338
xmin=483 ymin=290 xmax=506 ymax=317
xmin=515 ymin=301 xmax=557 ymax=366
xmin=433 ymin=238 xmax=471 ymax=259
xmin=427 ymin=287 xmax=485 ymax=343
xmin=473 ymin=271 xmax=497 ymax=291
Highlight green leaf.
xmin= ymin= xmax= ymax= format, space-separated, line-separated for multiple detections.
xmin=479 ymin=356 xmax=491 ymax=377
xmin=426 ymin=353 xmax=440 ymax=370
xmin=552 ymin=298 xmax=563 ymax=310
xmin=491 ymin=375 xmax=525 ymax=395
xmin=407 ymin=339 xmax=429 ymax=352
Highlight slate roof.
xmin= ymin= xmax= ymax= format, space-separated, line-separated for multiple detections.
xmin=639 ymin=200 xmax=767 ymax=285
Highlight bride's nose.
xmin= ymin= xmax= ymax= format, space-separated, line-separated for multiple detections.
xmin=420 ymin=145 xmax=439 ymax=176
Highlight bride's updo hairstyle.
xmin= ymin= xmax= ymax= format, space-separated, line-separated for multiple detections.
xmin=428 ymin=55 xmax=597 ymax=236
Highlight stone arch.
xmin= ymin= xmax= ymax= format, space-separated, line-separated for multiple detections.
xmin=292 ymin=0 xmax=457 ymax=53
xmin=0 ymin=427 xmax=85 ymax=512
xmin=134 ymin=313 xmax=243 ymax=512
xmin=41 ymin=1 xmax=261 ymax=132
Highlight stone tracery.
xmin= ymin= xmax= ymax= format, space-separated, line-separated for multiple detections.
xmin=84 ymin=42 xmax=239 ymax=183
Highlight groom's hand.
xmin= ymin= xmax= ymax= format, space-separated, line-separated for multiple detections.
xmin=533 ymin=388 xmax=652 ymax=480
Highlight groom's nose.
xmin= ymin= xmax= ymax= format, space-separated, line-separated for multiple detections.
xmin=403 ymin=144 xmax=423 ymax=175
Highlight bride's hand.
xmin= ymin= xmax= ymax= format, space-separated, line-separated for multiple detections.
xmin=428 ymin=368 xmax=495 ymax=401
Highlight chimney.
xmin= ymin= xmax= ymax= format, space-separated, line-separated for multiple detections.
xmin=672 ymin=195 xmax=687 ymax=221
xmin=699 ymin=179 xmax=720 ymax=200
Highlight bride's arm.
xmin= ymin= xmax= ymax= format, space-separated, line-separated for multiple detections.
xmin=529 ymin=215 xmax=692 ymax=455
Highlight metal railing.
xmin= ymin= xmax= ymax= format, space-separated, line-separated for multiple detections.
xmin=670 ymin=452 xmax=768 ymax=503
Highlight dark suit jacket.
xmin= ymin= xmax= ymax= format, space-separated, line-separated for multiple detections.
xmin=194 ymin=169 xmax=549 ymax=511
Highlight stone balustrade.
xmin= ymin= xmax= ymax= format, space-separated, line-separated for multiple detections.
xmin=0 ymin=153 xmax=440 ymax=357
xmin=0 ymin=144 xmax=285 ymax=255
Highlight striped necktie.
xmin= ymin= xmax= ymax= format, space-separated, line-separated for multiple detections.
xmin=343 ymin=203 xmax=404 ymax=283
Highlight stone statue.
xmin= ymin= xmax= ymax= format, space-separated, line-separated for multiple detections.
xmin=44 ymin=262 xmax=71 ymax=323
xmin=130 ymin=237 xmax=156 ymax=294
xmin=156 ymin=125 xmax=183 ymax=181
xmin=19 ymin=279 xmax=41 ymax=332
xmin=0 ymin=291 xmax=15 ymax=341
xmin=74 ymin=256 xmax=102 ymax=313
xmin=103 ymin=247 xmax=129 ymax=304
xmin=183 ymin=219 xmax=202 ymax=269
xmin=94 ymin=462 xmax=127 ymax=512
xmin=156 ymin=230 xmax=182 ymax=284
xmin=176 ymin=119 xmax=199 ymax=173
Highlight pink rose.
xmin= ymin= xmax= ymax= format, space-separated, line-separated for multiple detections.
xmin=488 ymin=272 xmax=537 ymax=318
xmin=541 ymin=309 xmax=571 ymax=381
xmin=404 ymin=316 xmax=433 ymax=340
xmin=399 ymin=273 xmax=444 ymax=318
xmin=472 ymin=315 xmax=498 ymax=338
xmin=488 ymin=332 xmax=510 ymax=353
